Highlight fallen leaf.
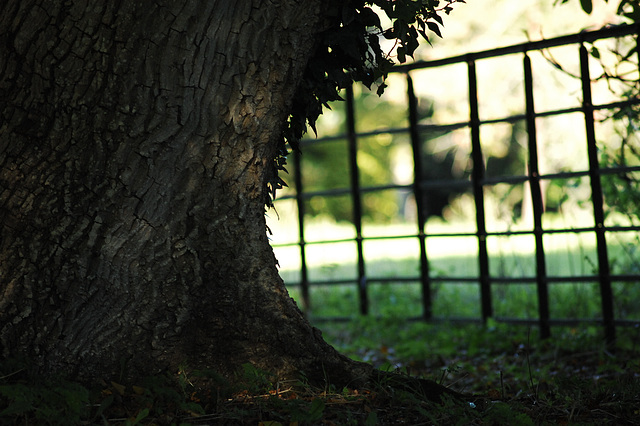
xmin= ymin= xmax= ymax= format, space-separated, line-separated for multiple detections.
xmin=111 ymin=381 xmax=126 ymax=396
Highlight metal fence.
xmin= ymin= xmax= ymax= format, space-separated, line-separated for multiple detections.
xmin=273 ymin=24 xmax=640 ymax=346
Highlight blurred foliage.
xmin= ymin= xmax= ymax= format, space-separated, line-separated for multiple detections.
xmin=556 ymin=0 xmax=640 ymax=21
xmin=299 ymin=89 xmax=403 ymax=223
xmin=579 ymin=0 xmax=640 ymax=276
xmin=558 ymin=3 xmax=640 ymax=226
xmin=581 ymin=0 xmax=640 ymax=225
xmin=297 ymin=89 xmax=476 ymax=223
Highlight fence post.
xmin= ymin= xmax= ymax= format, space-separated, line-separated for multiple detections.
xmin=407 ymin=74 xmax=433 ymax=320
xmin=523 ymin=53 xmax=551 ymax=339
xmin=579 ymin=43 xmax=616 ymax=348
xmin=467 ymin=59 xmax=493 ymax=322
xmin=346 ymin=84 xmax=368 ymax=315
xmin=293 ymin=150 xmax=310 ymax=311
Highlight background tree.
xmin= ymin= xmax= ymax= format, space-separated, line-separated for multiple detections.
xmin=299 ymin=91 xmax=471 ymax=223
xmin=0 ymin=0 xmax=463 ymax=395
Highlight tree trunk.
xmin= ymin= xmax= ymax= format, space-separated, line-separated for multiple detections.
xmin=0 ymin=0 xmax=373 ymax=386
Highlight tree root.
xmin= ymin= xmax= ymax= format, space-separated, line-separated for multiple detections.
xmin=370 ymin=369 xmax=466 ymax=402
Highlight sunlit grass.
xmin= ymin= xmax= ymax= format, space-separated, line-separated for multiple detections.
xmin=268 ymin=211 xmax=640 ymax=323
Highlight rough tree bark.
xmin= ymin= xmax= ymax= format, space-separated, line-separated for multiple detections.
xmin=0 ymin=0 xmax=376 ymax=387
xmin=0 ymin=0 xmax=457 ymax=400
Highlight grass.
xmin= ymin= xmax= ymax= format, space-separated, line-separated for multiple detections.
xmin=271 ymin=215 xmax=640 ymax=323
xmin=317 ymin=318 xmax=640 ymax=424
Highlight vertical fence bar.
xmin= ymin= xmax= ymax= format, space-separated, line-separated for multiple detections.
xmin=293 ymin=150 xmax=310 ymax=311
xmin=637 ymin=24 xmax=640 ymax=77
xmin=346 ymin=84 xmax=368 ymax=315
xmin=467 ymin=59 xmax=493 ymax=322
xmin=579 ymin=43 xmax=616 ymax=347
xmin=523 ymin=53 xmax=551 ymax=339
xmin=407 ymin=74 xmax=433 ymax=320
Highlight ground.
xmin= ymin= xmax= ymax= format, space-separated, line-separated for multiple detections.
xmin=1 ymin=320 xmax=638 ymax=425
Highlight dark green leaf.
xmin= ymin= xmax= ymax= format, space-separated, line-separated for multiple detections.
xmin=427 ymin=21 xmax=442 ymax=38
xmin=359 ymin=7 xmax=382 ymax=28
xmin=342 ymin=5 xmax=356 ymax=25
xmin=580 ymin=0 xmax=593 ymax=14
xmin=418 ymin=28 xmax=431 ymax=44
xmin=376 ymin=81 xmax=388 ymax=96
xmin=308 ymin=398 xmax=325 ymax=420
xmin=397 ymin=46 xmax=406 ymax=63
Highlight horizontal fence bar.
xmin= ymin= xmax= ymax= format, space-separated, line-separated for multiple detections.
xmin=273 ymin=224 xmax=640 ymax=247
xmin=301 ymin=97 xmax=640 ymax=147
xmin=285 ymin=273 xmax=640 ymax=288
xmin=394 ymin=23 xmax=640 ymax=71
xmin=306 ymin=316 xmax=640 ymax=327
xmin=276 ymin=162 xmax=640 ymax=202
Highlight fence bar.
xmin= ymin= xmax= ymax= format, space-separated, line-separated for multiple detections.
xmin=407 ymin=74 xmax=433 ymax=320
xmin=395 ymin=23 xmax=639 ymax=72
xmin=298 ymin=97 xmax=640 ymax=151
xmin=523 ymin=53 xmax=551 ymax=339
xmin=637 ymin=25 xmax=640 ymax=77
xmin=579 ymin=44 xmax=616 ymax=348
xmin=467 ymin=59 xmax=493 ymax=321
xmin=346 ymin=84 xmax=368 ymax=315
xmin=293 ymin=150 xmax=310 ymax=311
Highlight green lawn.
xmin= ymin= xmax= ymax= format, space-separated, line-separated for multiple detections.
xmin=269 ymin=215 xmax=640 ymax=323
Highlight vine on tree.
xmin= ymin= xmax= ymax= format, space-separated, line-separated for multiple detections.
xmin=265 ymin=0 xmax=465 ymax=207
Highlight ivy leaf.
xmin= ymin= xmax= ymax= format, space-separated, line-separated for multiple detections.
xmin=392 ymin=19 xmax=407 ymax=43
xmin=397 ymin=46 xmax=407 ymax=63
xmin=376 ymin=81 xmax=388 ymax=96
xmin=308 ymin=398 xmax=326 ymax=421
xmin=359 ymin=7 xmax=382 ymax=29
xmin=308 ymin=117 xmax=318 ymax=136
xmin=110 ymin=381 xmax=126 ymax=396
xmin=580 ymin=0 xmax=593 ymax=14
xmin=383 ymin=28 xmax=396 ymax=39
xmin=403 ymin=25 xmax=420 ymax=56
xmin=342 ymin=4 xmax=356 ymax=25
xmin=418 ymin=28 xmax=431 ymax=44
xmin=427 ymin=21 xmax=443 ymax=38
